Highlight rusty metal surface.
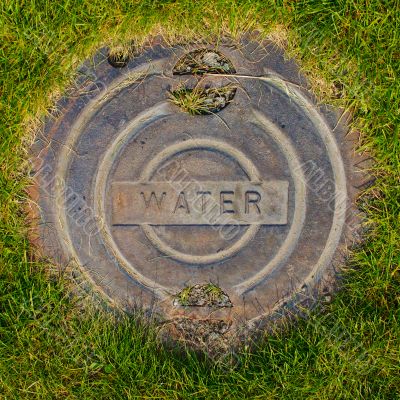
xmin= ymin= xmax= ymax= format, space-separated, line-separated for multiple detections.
xmin=30 ymin=36 xmax=365 ymax=338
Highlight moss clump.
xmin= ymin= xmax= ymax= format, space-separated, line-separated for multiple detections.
xmin=173 ymin=284 xmax=232 ymax=307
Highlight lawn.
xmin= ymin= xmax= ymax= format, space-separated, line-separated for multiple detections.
xmin=0 ymin=0 xmax=399 ymax=398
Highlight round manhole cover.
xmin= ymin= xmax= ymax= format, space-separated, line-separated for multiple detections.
xmin=30 ymin=37 xmax=365 ymax=341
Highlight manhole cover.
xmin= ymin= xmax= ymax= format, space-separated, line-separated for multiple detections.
xmin=30 ymin=36 xmax=366 ymax=340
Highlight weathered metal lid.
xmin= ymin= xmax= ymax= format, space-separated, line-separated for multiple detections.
xmin=30 ymin=36 xmax=366 ymax=347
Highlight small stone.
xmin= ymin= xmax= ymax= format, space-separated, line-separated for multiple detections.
xmin=214 ymin=96 xmax=226 ymax=108
xmin=202 ymin=52 xmax=221 ymax=67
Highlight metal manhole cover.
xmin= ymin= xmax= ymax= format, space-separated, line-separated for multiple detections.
xmin=30 ymin=36 xmax=366 ymax=340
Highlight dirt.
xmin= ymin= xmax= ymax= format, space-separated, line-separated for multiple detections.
xmin=173 ymin=49 xmax=236 ymax=75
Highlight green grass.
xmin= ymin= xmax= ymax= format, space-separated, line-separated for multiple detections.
xmin=169 ymin=86 xmax=236 ymax=114
xmin=1 ymin=0 xmax=399 ymax=398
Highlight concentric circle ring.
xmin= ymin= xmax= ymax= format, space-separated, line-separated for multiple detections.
xmin=139 ymin=139 xmax=262 ymax=265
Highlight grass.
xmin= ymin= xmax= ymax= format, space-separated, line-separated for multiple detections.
xmin=169 ymin=86 xmax=214 ymax=115
xmin=169 ymin=86 xmax=236 ymax=114
xmin=176 ymin=285 xmax=194 ymax=306
xmin=0 ymin=0 xmax=399 ymax=398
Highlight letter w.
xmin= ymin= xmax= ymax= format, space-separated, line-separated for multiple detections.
xmin=140 ymin=191 xmax=166 ymax=210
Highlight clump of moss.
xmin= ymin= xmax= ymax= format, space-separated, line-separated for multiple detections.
xmin=173 ymin=284 xmax=232 ymax=307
